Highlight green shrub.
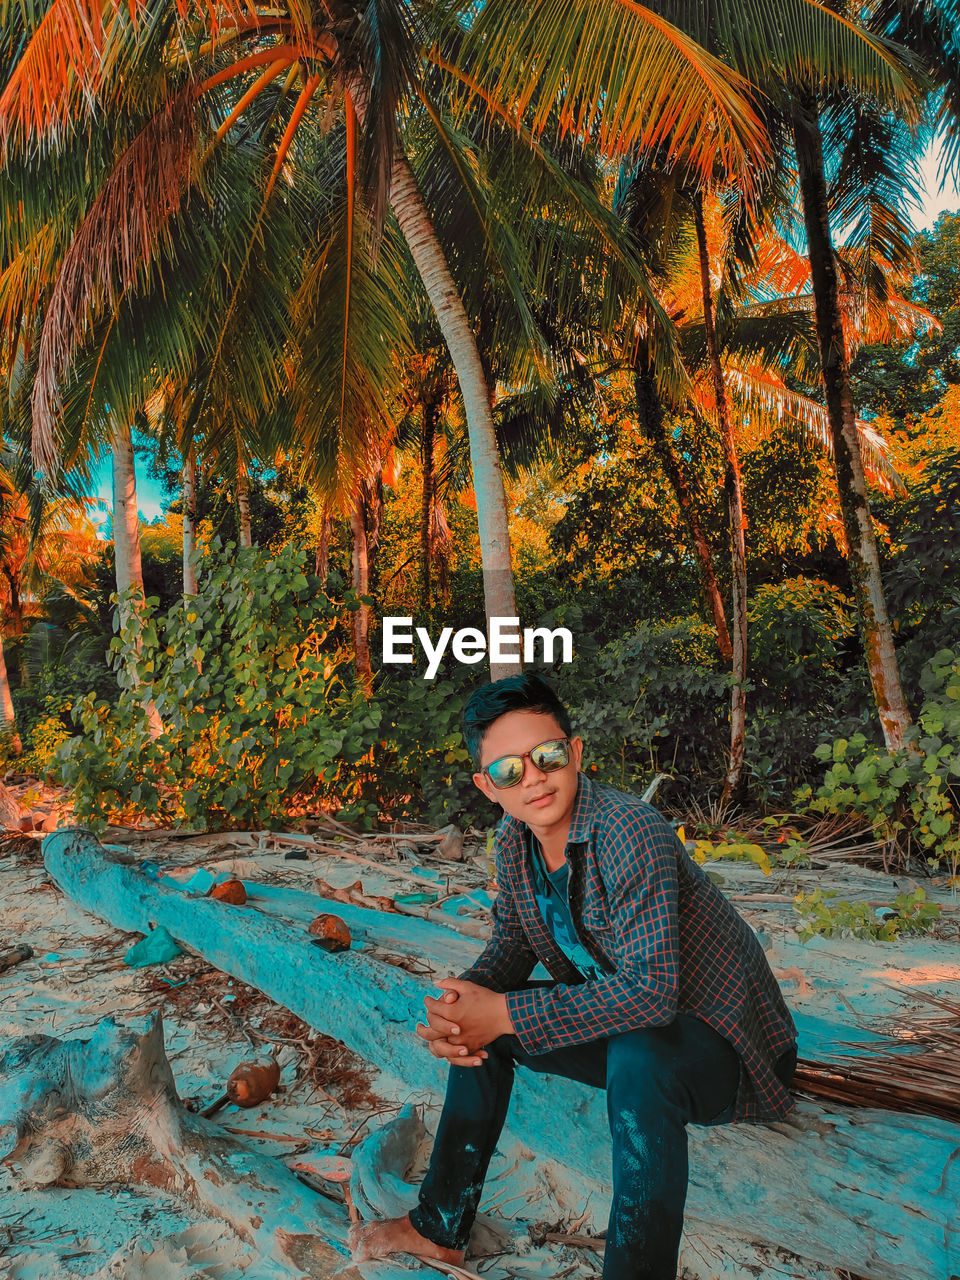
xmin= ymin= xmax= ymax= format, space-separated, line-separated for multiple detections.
xmin=749 ymin=578 xmax=855 ymax=695
xmin=368 ymin=671 xmax=497 ymax=830
xmin=0 ymin=657 xmax=117 ymax=775
xmin=23 ymin=715 xmax=74 ymax=776
xmin=54 ymin=542 xmax=518 ymax=832
xmin=793 ymin=887 xmax=942 ymax=942
xmin=56 ymin=542 xmax=382 ymax=830
xmin=563 ymin=617 xmax=730 ymax=794
xmin=876 ymin=448 xmax=960 ymax=689
xmin=744 ymin=578 xmax=857 ymax=803
xmin=10 ymin=656 xmax=116 ymax=743
xmin=797 ymin=646 xmax=960 ymax=873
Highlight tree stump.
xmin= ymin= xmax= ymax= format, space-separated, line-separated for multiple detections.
xmin=0 ymin=779 xmax=24 ymax=832
xmin=0 ymin=1012 xmax=364 ymax=1279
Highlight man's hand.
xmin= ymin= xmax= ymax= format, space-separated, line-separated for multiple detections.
xmin=416 ymin=988 xmax=488 ymax=1067
xmin=416 ymin=980 xmax=514 ymax=1068
xmin=417 ymin=978 xmax=514 ymax=1065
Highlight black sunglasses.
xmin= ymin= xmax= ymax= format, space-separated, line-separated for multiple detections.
xmin=481 ymin=737 xmax=572 ymax=789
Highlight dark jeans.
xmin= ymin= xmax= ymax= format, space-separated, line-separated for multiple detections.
xmin=409 ymin=984 xmax=798 ymax=1280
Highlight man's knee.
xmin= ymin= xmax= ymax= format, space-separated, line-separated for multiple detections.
xmin=605 ymin=1025 xmax=681 ymax=1097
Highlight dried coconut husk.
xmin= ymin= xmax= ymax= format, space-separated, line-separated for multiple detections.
xmin=210 ymin=878 xmax=247 ymax=904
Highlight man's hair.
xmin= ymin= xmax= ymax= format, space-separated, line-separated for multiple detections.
xmin=463 ymin=673 xmax=572 ymax=768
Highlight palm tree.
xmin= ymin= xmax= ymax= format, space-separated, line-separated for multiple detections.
xmin=0 ymin=0 xmax=785 ymax=679
xmin=633 ymin=357 xmax=734 ymax=664
xmin=779 ymin=0 xmax=960 ymax=749
xmin=109 ymin=418 xmax=146 ymax=603
xmin=614 ymin=162 xmax=788 ymax=794
xmin=610 ymin=149 xmax=922 ymax=791
xmin=683 ymin=191 xmax=919 ymax=790
xmin=0 ymin=643 xmax=19 ymax=755
xmin=560 ymin=0 xmax=919 ymax=777
xmin=789 ymin=95 xmax=912 ymax=749
xmin=393 ymin=346 xmax=457 ymax=616
xmin=453 ymin=0 xmax=917 ymax=767
xmin=653 ymin=0 xmax=942 ymax=753
xmin=182 ymin=446 xmax=198 ymax=596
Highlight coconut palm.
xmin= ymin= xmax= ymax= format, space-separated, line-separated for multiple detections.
xmin=664 ymin=0 xmax=956 ymax=752
xmin=765 ymin=0 xmax=960 ymax=751
xmin=551 ymin=0 xmax=917 ymax=774
xmin=0 ymin=0 xmax=787 ymax=679
xmin=0 ymin=6 xmax=656 ymax=688
xmin=549 ymin=150 xmax=918 ymax=792
xmin=614 ymin=165 xmax=756 ymax=794
xmin=393 ymin=344 xmax=459 ymax=616
xmin=453 ymin=0 xmax=920 ymax=745
xmin=679 ymin=186 xmax=923 ymax=791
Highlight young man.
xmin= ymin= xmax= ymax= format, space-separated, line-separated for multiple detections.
xmin=350 ymin=673 xmax=799 ymax=1279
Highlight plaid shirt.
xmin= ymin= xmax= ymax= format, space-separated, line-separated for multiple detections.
xmin=460 ymin=772 xmax=798 ymax=1123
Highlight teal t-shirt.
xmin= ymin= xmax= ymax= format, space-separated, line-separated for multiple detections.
xmin=526 ymin=831 xmax=606 ymax=981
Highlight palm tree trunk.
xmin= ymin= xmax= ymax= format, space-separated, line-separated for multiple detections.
xmin=111 ymin=419 xmax=162 ymax=739
xmin=237 ymin=472 xmax=252 ymax=549
xmin=420 ymin=400 xmax=438 ymax=615
xmin=0 ymin=636 xmax=22 ymax=756
xmin=345 ymin=78 xmax=516 ymax=674
xmin=349 ymin=497 xmax=372 ymax=690
xmin=364 ymin=467 xmax=383 ymax=563
xmin=792 ymin=95 xmax=912 ymax=751
xmin=633 ymin=365 xmax=733 ymax=663
xmin=4 ymin=576 xmax=29 ymax=690
xmin=316 ymin=505 xmax=332 ymax=585
xmin=385 ymin=151 xmax=518 ymax=679
xmin=692 ymin=194 xmax=748 ymax=799
xmin=111 ymin=420 xmax=144 ymax=597
xmin=183 ymin=451 xmax=197 ymax=597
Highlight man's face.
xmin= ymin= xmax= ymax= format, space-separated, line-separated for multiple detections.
xmin=472 ymin=709 xmax=583 ymax=828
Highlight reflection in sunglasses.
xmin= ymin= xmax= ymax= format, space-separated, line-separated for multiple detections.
xmin=484 ymin=738 xmax=571 ymax=789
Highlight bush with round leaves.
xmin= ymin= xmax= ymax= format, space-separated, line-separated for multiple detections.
xmin=797 ymin=647 xmax=960 ymax=874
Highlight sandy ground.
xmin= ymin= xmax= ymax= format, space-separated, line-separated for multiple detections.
xmin=1 ymin=827 xmax=959 ymax=1280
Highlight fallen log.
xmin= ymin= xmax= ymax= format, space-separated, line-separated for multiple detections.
xmin=0 ymin=1011 xmax=367 ymax=1279
xmin=41 ymin=829 xmax=960 ymax=1280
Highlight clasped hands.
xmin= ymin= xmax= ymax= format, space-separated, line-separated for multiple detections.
xmin=416 ymin=978 xmax=514 ymax=1068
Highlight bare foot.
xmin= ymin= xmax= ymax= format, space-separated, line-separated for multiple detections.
xmin=348 ymin=1211 xmax=466 ymax=1265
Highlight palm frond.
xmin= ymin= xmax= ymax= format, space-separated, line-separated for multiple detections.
xmin=442 ymin=0 xmax=769 ymax=189
xmin=31 ymin=86 xmax=197 ymax=473
xmin=719 ymin=363 xmax=905 ymax=491
xmin=288 ymin=202 xmax=413 ymax=504
xmin=677 ymin=0 xmax=923 ymax=107
xmin=354 ymin=0 xmax=424 ymax=227
xmin=823 ymin=96 xmax=924 ymax=278
xmin=0 ymin=0 xmax=259 ymax=145
xmin=871 ymin=0 xmax=960 ymax=178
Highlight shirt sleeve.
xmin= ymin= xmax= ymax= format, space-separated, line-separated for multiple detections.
xmin=457 ymin=867 xmax=538 ymax=994
xmin=504 ymin=806 xmax=680 ymax=1052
